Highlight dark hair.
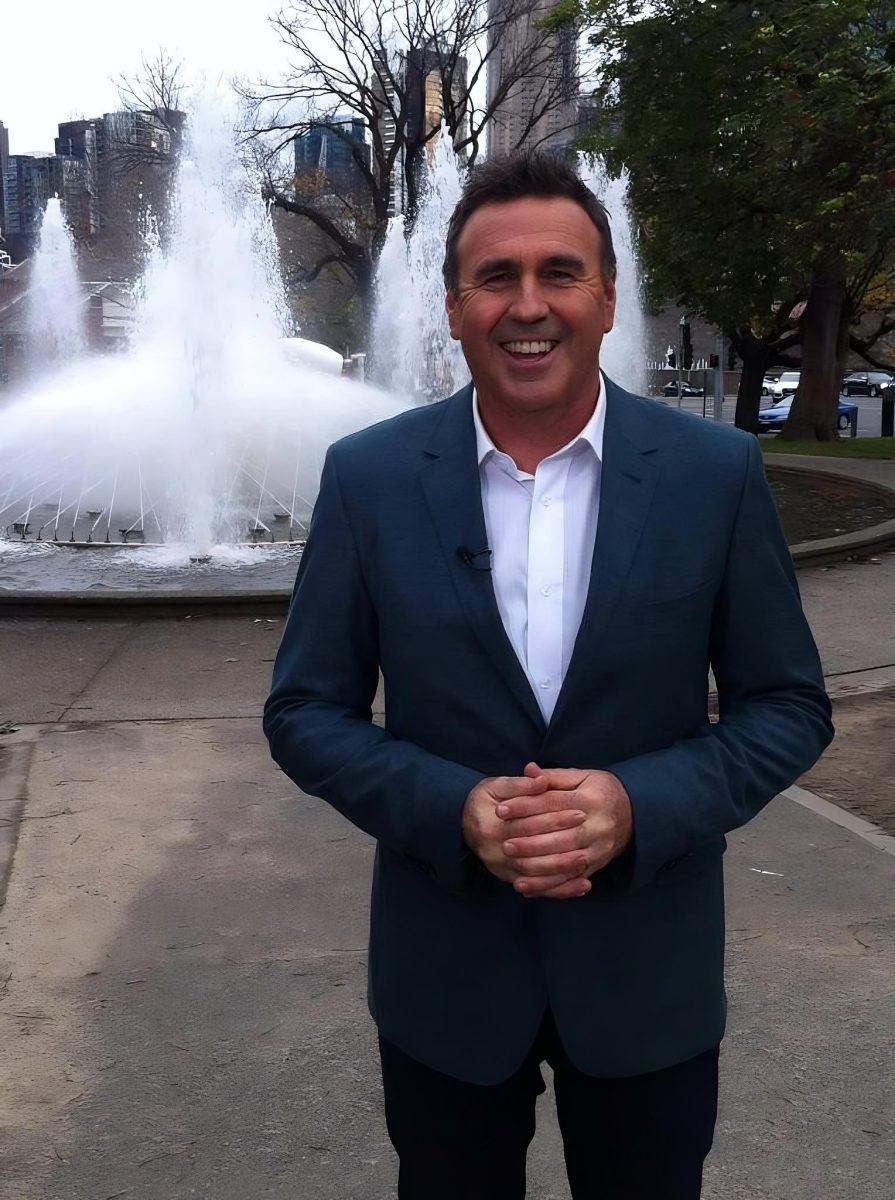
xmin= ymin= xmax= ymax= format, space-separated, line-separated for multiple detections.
xmin=442 ymin=152 xmax=617 ymax=292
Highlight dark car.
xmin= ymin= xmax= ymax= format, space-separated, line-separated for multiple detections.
xmin=758 ymin=397 xmax=859 ymax=432
xmin=841 ymin=371 xmax=894 ymax=398
xmin=662 ymin=380 xmax=704 ymax=398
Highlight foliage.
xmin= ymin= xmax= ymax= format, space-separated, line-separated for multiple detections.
xmin=574 ymin=0 xmax=895 ymax=434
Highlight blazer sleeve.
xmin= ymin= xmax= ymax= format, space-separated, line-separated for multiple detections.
xmin=608 ymin=435 xmax=834 ymax=891
xmin=263 ymin=446 xmax=486 ymax=896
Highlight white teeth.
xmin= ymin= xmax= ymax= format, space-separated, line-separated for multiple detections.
xmin=503 ymin=340 xmax=557 ymax=355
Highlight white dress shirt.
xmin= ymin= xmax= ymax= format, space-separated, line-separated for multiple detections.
xmin=473 ymin=386 xmax=605 ymax=721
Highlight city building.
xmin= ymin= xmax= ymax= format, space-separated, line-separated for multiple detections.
xmin=486 ymin=0 xmax=579 ymax=158
xmin=294 ymin=118 xmax=371 ymax=196
xmin=94 ymin=109 xmax=178 ymax=238
xmin=0 ymin=120 xmax=9 ymax=243
xmin=371 ymin=55 xmax=405 ymax=217
xmin=54 ymin=119 xmax=101 ymax=241
xmin=405 ymin=43 xmax=469 ymax=165
xmin=0 ymin=154 xmax=66 ymax=260
xmin=371 ymin=44 xmax=471 ymax=217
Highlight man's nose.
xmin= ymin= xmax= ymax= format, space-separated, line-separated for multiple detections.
xmin=507 ymin=275 xmax=550 ymax=323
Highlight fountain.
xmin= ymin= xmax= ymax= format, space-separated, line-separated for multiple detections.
xmin=26 ymin=197 xmax=87 ymax=367
xmin=0 ymin=106 xmax=646 ymax=609
xmin=371 ymin=143 xmax=646 ymax=401
xmin=372 ymin=132 xmax=470 ymax=401
xmin=579 ymin=159 xmax=647 ymax=397
xmin=0 ymin=94 xmax=403 ymax=603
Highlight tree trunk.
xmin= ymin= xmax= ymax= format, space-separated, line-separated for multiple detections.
xmin=734 ymin=351 xmax=767 ymax=433
xmin=780 ymin=256 xmax=847 ymax=440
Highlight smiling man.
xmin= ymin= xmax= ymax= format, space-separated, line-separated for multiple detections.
xmin=264 ymin=154 xmax=833 ymax=1199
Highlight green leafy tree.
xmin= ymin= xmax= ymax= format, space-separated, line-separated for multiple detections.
xmin=573 ymin=0 xmax=895 ymax=437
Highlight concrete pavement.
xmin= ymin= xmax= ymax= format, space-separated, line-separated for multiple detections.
xmin=0 ymin=554 xmax=892 ymax=1199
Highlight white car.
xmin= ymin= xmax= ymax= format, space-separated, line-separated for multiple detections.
xmin=771 ymin=371 xmax=800 ymax=399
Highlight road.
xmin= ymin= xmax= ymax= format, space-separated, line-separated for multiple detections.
xmin=660 ymin=392 xmax=887 ymax=439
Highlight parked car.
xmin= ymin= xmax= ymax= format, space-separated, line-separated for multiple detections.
xmin=841 ymin=370 xmax=894 ymax=398
xmin=761 ymin=377 xmax=776 ymax=397
xmin=770 ymin=371 xmax=801 ymax=399
xmin=758 ymin=396 xmax=859 ymax=431
xmin=662 ymin=380 xmax=704 ymax=397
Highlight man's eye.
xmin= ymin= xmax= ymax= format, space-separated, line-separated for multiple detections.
xmin=546 ymin=269 xmax=574 ymax=281
xmin=483 ymin=273 xmax=511 ymax=285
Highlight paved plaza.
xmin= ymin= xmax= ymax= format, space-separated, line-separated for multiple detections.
xmin=0 ymin=550 xmax=893 ymax=1199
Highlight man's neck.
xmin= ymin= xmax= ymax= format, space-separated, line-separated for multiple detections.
xmin=476 ymin=383 xmax=601 ymax=475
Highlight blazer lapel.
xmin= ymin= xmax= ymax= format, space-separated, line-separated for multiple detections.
xmin=418 ymin=388 xmax=546 ymax=732
xmin=548 ymin=379 xmax=661 ymax=731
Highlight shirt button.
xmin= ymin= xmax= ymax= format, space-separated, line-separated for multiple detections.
xmin=540 ymin=585 xmax=551 ymax=597
xmin=541 ymin=496 xmax=551 ymax=507
xmin=538 ymin=678 xmax=551 ymax=689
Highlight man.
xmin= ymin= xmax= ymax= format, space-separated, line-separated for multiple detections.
xmin=264 ymin=154 xmax=833 ymax=1199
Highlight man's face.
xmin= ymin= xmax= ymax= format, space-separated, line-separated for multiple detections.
xmin=445 ymin=196 xmax=616 ymax=416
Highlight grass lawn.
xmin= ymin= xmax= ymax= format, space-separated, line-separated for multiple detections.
xmin=761 ymin=437 xmax=895 ymax=459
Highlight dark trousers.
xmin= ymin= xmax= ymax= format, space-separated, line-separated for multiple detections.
xmin=379 ymin=1012 xmax=719 ymax=1200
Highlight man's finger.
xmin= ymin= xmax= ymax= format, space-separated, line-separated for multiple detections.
xmin=504 ymin=827 xmax=585 ymax=859
xmin=496 ymin=790 xmax=583 ymax=820
xmin=499 ymin=809 xmax=587 ymax=840
xmin=531 ymin=877 xmax=593 ymax=900
xmin=511 ymin=849 xmax=590 ymax=878
xmin=514 ymin=874 xmax=592 ymax=899
xmin=531 ymin=767 xmax=589 ymax=790
xmin=488 ymin=774 xmax=549 ymax=801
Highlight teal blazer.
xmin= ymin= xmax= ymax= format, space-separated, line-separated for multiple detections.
xmin=264 ymin=378 xmax=833 ymax=1084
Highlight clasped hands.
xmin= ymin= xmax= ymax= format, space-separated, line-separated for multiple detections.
xmin=462 ymin=762 xmax=633 ymax=900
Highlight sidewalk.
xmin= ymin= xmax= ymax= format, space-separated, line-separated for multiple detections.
xmin=0 ymin=555 xmax=892 ymax=1198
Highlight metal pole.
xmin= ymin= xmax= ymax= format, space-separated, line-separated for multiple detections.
xmin=713 ymin=333 xmax=724 ymax=421
xmin=677 ymin=327 xmax=684 ymax=408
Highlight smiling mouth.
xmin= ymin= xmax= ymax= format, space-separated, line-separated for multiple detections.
xmin=501 ymin=340 xmax=559 ymax=356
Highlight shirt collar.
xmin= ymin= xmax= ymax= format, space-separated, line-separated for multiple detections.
xmin=473 ymin=376 xmax=606 ymax=469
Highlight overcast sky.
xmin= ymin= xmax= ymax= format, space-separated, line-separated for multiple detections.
xmin=0 ymin=1 xmax=286 ymax=153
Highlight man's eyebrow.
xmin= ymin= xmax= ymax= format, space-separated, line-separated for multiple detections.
xmin=472 ymin=257 xmax=517 ymax=280
xmin=471 ymin=253 xmax=586 ymax=280
xmin=543 ymin=253 xmax=586 ymax=272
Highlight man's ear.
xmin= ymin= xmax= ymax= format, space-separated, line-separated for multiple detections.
xmin=603 ymin=273 xmax=617 ymax=334
xmin=445 ymin=290 xmax=461 ymax=341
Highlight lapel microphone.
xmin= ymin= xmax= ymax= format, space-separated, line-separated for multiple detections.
xmin=456 ymin=545 xmax=492 ymax=571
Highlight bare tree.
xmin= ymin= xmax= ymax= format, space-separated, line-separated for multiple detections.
xmin=76 ymin=49 xmax=190 ymax=276
xmin=240 ymin=0 xmax=579 ymax=328
xmin=113 ymin=49 xmax=187 ymax=170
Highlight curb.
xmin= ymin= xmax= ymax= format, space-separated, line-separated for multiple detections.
xmin=0 ymin=591 xmax=290 ymax=618
xmin=764 ymin=460 xmax=895 ymax=566
xmin=783 ymin=783 xmax=895 ymax=857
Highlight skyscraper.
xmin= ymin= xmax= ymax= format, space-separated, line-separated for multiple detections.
xmin=294 ymin=118 xmax=371 ymax=196
xmin=486 ymin=0 xmax=578 ymax=158
xmin=371 ymin=44 xmax=471 ymax=217
xmin=406 ymin=44 xmax=469 ymax=163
